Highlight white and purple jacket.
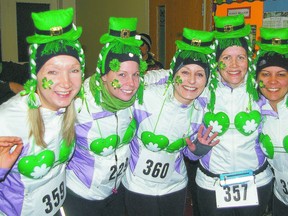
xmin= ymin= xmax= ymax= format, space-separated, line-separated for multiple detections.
xmin=122 ymin=84 xmax=207 ymax=195
xmin=261 ymin=94 xmax=288 ymax=205
xmin=194 ymin=77 xmax=273 ymax=190
xmin=0 ymin=94 xmax=70 ymax=216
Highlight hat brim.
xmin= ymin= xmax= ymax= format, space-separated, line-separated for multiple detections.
xmin=175 ymin=40 xmax=214 ymax=54
xmin=214 ymin=24 xmax=251 ymax=39
xmin=257 ymin=42 xmax=288 ymax=55
xmin=26 ymin=27 xmax=82 ymax=44
xmin=100 ymin=34 xmax=142 ymax=47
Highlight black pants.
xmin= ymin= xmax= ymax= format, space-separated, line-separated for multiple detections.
xmin=197 ymin=180 xmax=273 ymax=216
xmin=273 ymin=194 xmax=288 ymax=216
xmin=125 ymin=186 xmax=187 ymax=216
xmin=62 ymin=184 xmax=126 ymax=216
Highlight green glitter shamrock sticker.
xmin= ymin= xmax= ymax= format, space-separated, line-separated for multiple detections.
xmin=174 ymin=75 xmax=183 ymax=85
xmin=111 ymin=79 xmax=121 ymax=89
xmin=258 ymin=80 xmax=265 ymax=88
xmin=218 ymin=61 xmax=226 ymax=70
xmin=42 ymin=77 xmax=54 ymax=89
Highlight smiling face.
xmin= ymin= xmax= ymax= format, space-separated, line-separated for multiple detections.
xmin=102 ymin=60 xmax=140 ymax=101
xmin=257 ymin=66 xmax=288 ymax=111
xmin=173 ymin=64 xmax=207 ymax=105
xmin=218 ymin=46 xmax=248 ymax=88
xmin=36 ymin=55 xmax=82 ymax=111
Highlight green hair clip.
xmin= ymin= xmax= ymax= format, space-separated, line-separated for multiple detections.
xmin=109 ymin=59 xmax=121 ymax=72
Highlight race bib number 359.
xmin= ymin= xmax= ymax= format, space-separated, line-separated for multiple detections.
xmin=215 ymin=181 xmax=259 ymax=208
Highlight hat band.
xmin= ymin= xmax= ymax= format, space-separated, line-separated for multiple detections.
xmin=261 ymin=38 xmax=288 ymax=46
xmin=182 ymin=36 xmax=212 ymax=47
xmin=216 ymin=23 xmax=245 ymax=33
xmin=35 ymin=23 xmax=73 ymax=36
xmin=109 ymin=29 xmax=136 ymax=38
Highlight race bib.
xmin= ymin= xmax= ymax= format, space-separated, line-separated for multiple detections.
xmin=22 ymin=171 xmax=66 ymax=215
xmin=215 ymin=180 xmax=258 ymax=208
xmin=133 ymin=146 xmax=175 ymax=183
xmin=275 ymin=170 xmax=288 ymax=202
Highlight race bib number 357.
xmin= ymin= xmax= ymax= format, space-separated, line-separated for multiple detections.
xmin=215 ymin=181 xmax=259 ymax=208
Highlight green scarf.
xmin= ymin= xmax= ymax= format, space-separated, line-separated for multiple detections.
xmin=89 ymin=74 xmax=136 ymax=112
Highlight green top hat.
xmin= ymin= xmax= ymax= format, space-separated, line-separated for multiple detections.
xmin=175 ymin=28 xmax=214 ymax=54
xmin=257 ymin=27 xmax=288 ymax=55
xmin=26 ymin=7 xmax=82 ymax=44
xmin=214 ymin=14 xmax=251 ymax=39
xmin=100 ymin=17 xmax=142 ymax=47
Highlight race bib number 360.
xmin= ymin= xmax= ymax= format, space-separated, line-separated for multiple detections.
xmin=134 ymin=147 xmax=175 ymax=183
xmin=215 ymin=181 xmax=259 ymax=208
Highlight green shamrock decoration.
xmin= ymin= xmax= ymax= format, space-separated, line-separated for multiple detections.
xmin=18 ymin=150 xmax=55 ymax=179
xmin=90 ymin=134 xmax=120 ymax=156
xmin=141 ymin=131 xmax=169 ymax=152
xmin=111 ymin=79 xmax=121 ymax=89
xmin=204 ymin=111 xmax=230 ymax=136
xmin=42 ymin=77 xmax=54 ymax=89
xmin=234 ymin=110 xmax=261 ymax=136
xmin=174 ymin=75 xmax=183 ymax=85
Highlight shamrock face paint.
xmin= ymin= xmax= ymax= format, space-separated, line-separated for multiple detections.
xmin=218 ymin=61 xmax=226 ymax=70
xmin=174 ymin=75 xmax=183 ymax=85
xmin=111 ymin=79 xmax=122 ymax=89
xmin=173 ymin=64 xmax=207 ymax=105
xmin=36 ymin=55 xmax=82 ymax=111
xmin=218 ymin=46 xmax=248 ymax=89
xmin=42 ymin=77 xmax=54 ymax=89
xmin=102 ymin=61 xmax=140 ymax=101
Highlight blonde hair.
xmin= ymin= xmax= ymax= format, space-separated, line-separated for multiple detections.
xmin=28 ymin=100 xmax=76 ymax=148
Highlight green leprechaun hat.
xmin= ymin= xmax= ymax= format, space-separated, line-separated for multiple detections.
xmin=214 ymin=14 xmax=251 ymax=39
xmin=21 ymin=8 xmax=85 ymax=109
xmin=90 ymin=17 xmax=147 ymax=108
xmin=100 ymin=17 xmax=142 ymax=47
xmin=26 ymin=7 xmax=82 ymax=44
xmin=210 ymin=14 xmax=258 ymax=113
xmin=168 ymin=28 xmax=217 ymax=95
xmin=257 ymin=27 xmax=288 ymax=55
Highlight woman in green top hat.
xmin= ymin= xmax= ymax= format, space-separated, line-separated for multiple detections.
xmin=194 ymin=14 xmax=273 ymax=216
xmin=122 ymin=27 xmax=219 ymax=216
xmin=63 ymin=17 xmax=147 ymax=216
xmin=256 ymin=27 xmax=288 ymax=216
xmin=0 ymin=7 xmax=85 ymax=216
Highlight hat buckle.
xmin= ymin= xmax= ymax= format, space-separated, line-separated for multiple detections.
xmin=272 ymin=38 xmax=281 ymax=45
xmin=191 ymin=39 xmax=201 ymax=46
xmin=120 ymin=29 xmax=131 ymax=38
xmin=50 ymin=26 xmax=63 ymax=36
xmin=224 ymin=25 xmax=233 ymax=32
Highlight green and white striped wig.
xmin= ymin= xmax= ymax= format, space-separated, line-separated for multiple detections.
xmin=21 ymin=7 xmax=85 ymax=109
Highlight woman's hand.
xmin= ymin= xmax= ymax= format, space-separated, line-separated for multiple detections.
xmin=186 ymin=125 xmax=219 ymax=155
xmin=0 ymin=136 xmax=23 ymax=169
